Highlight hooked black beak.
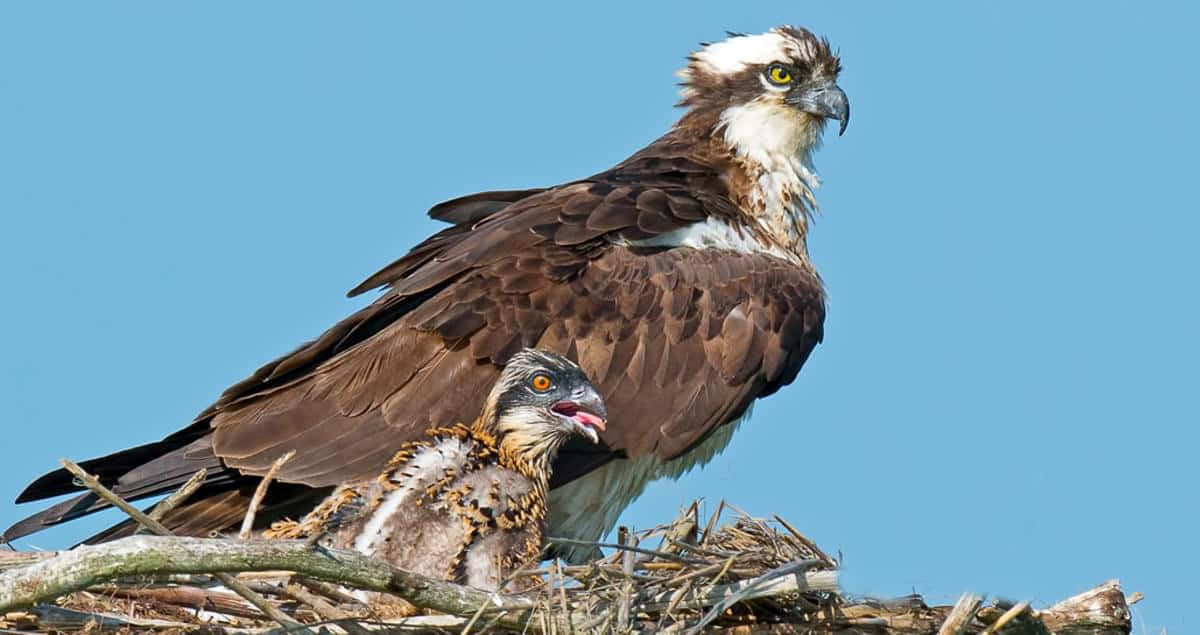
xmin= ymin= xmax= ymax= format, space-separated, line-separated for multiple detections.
xmin=793 ymin=80 xmax=850 ymax=136
xmin=551 ymin=386 xmax=607 ymax=444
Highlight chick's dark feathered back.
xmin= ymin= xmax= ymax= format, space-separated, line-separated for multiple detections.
xmin=266 ymin=424 xmax=549 ymax=591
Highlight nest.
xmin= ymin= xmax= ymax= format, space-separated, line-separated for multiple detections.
xmin=0 ymin=462 xmax=1133 ymax=633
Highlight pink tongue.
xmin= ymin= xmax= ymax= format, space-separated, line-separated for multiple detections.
xmin=573 ymin=411 xmax=606 ymax=432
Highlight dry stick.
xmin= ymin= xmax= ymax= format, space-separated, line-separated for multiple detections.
xmin=772 ymin=513 xmax=837 ymax=567
xmin=981 ymin=600 xmax=1030 ymax=634
xmin=101 ymin=585 xmax=265 ymax=620
xmin=658 ymin=502 xmax=698 ymax=556
xmin=662 ymin=538 xmax=730 ymax=560
xmin=245 ymin=580 xmax=297 ymax=598
xmin=0 ymin=550 xmax=57 ymax=571
xmin=57 ymin=458 xmax=301 ymax=629
xmin=459 ymin=547 xmax=549 ymax=635
xmin=640 ymin=562 xmax=683 ymax=572
xmin=245 ymin=580 xmax=368 ymax=634
xmin=365 ymin=614 xmax=476 ymax=630
xmin=240 ymin=450 xmax=295 ymax=540
xmin=617 ymin=527 xmax=636 ymax=633
xmin=295 ymin=577 xmax=367 ymax=608
xmin=457 ymin=592 xmax=498 ymax=635
xmin=140 ymin=468 xmax=208 ymax=531
xmin=282 ymin=582 xmax=373 ymax=635
xmin=546 ymin=537 xmax=702 ymax=565
xmin=936 ymin=593 xmax=984 ymax=635
xmin=554 ymin=559 xmax=571 ymax=633
xmin=661 ymin=561 xmax=725 ymax=589
xmin=646 ymin=566 xmax=837 ymax=615
xmin=709 ymin=555 xmax=736 ymax=586
xmin=660 ymin=579 xmax=694 ymax=629
xmin=700 ymin=499 xmax=725 ymax=545
xmin=683 ymin=558 xmax=825 ymax=635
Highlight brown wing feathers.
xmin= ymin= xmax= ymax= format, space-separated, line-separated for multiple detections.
xmin=5 ymin=135 xmax=824 ymax=545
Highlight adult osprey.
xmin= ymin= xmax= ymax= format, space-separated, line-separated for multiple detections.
xmin=266 ymin=349 xmax=607 ymax=591
xmin=6 ymin=26 xmax=847 ymax=560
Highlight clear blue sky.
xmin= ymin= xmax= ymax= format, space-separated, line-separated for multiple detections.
xmin=1 ymin=2 xmax=1195 ymax=632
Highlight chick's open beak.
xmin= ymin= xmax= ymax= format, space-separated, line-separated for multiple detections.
xmin=551 ymin=386 xmax=607 ymax=444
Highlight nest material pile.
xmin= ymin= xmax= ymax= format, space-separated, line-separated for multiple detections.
xmin=0 ymin=464 xmax=1134 ymax=633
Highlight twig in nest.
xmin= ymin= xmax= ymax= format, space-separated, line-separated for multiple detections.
xmin=139 ymin=468 xmax=207 ymax=533
xmin=981 ymin=600 xmax=1030 ymax=634
xmin=0 ymin=550 xmax=57 ymax=571
xmin=659 ymin=562 xmax=721 ymax=590
xmin=282 ymin=582 xmax=373 ymax=635
xmin=239 ymin=450 xmax=295 ymax=540
xmin=658 ymin=503 xmax=699 ymax=557
xmin=295 ymin=577 xmax=368 ymax=608
xmin=554 ymin=559 xmax=570 ymax=630
xmin=547 ymin=536 xmax=703 ymax=565
xmin=936 ymin=593 xmax=983 ymax=635
xmin=662 ymin=538 xmax=730 ymax=559
xmin=617 ymin=527 xmax=636 ymax=632
xmin=58 ymin=458 xmax=300 ymax=629
xmin=303 ymin=527 xmax=330 ymax=550
xmin=660 ymin=578 xmax=694 ymax=630
xmin=710 ymin=555 xmax=736 ymax=586
xmin=684 ymin=558 xmax=824 ymax=635
xmin=700 ymin=499 xmax=725 ymax=544
xmin=459 ymin=547 xmax=548 ymax=635
xmin=773 ymin=513 xmax=838 ymax=568
xmin=100 ymin=585 xmax=264 ymax=621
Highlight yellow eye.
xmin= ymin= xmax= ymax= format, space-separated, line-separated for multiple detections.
xmin=531 ymin=374 xmax=553 ymax=392
xmin=766 ymin=64 xmax=793 ymax=85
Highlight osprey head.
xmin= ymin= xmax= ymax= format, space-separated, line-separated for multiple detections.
xmin=485 ymin=349 xmax=607 ymax=449
xmin=673 ymin=26 xmax=848 ymax=255
xmin=680 ymin=26 xmax=848 ymax=137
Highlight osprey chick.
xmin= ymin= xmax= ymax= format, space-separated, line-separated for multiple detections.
xmin=266 ymin=349 xmax=606 ymax=591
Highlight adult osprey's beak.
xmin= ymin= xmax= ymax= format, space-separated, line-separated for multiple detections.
xmin=792 ymin=80 xmax=850 ymax=136
xmin=552 ymin=387 xmax=607 ymax=444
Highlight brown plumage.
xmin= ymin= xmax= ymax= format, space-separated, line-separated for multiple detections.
xmin=6 ymin=26 xmax=848 ymax=561
xmin=265 ymin=349 xmax=605 ymax=591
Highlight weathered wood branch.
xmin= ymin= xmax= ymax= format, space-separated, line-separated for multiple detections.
xmin=1040 ymin=580 xmax=1132 ymax=633
xmin=937 ymin=593 xmax=983 ymax=635
xmin=58 ymin=458 xmax=298 ymax=628
xmin=0 ymin=535 xmax=556 ymax=631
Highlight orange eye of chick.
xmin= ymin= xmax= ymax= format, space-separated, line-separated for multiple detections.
xmin=531 ymin=374 xmax=553 ymax=392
